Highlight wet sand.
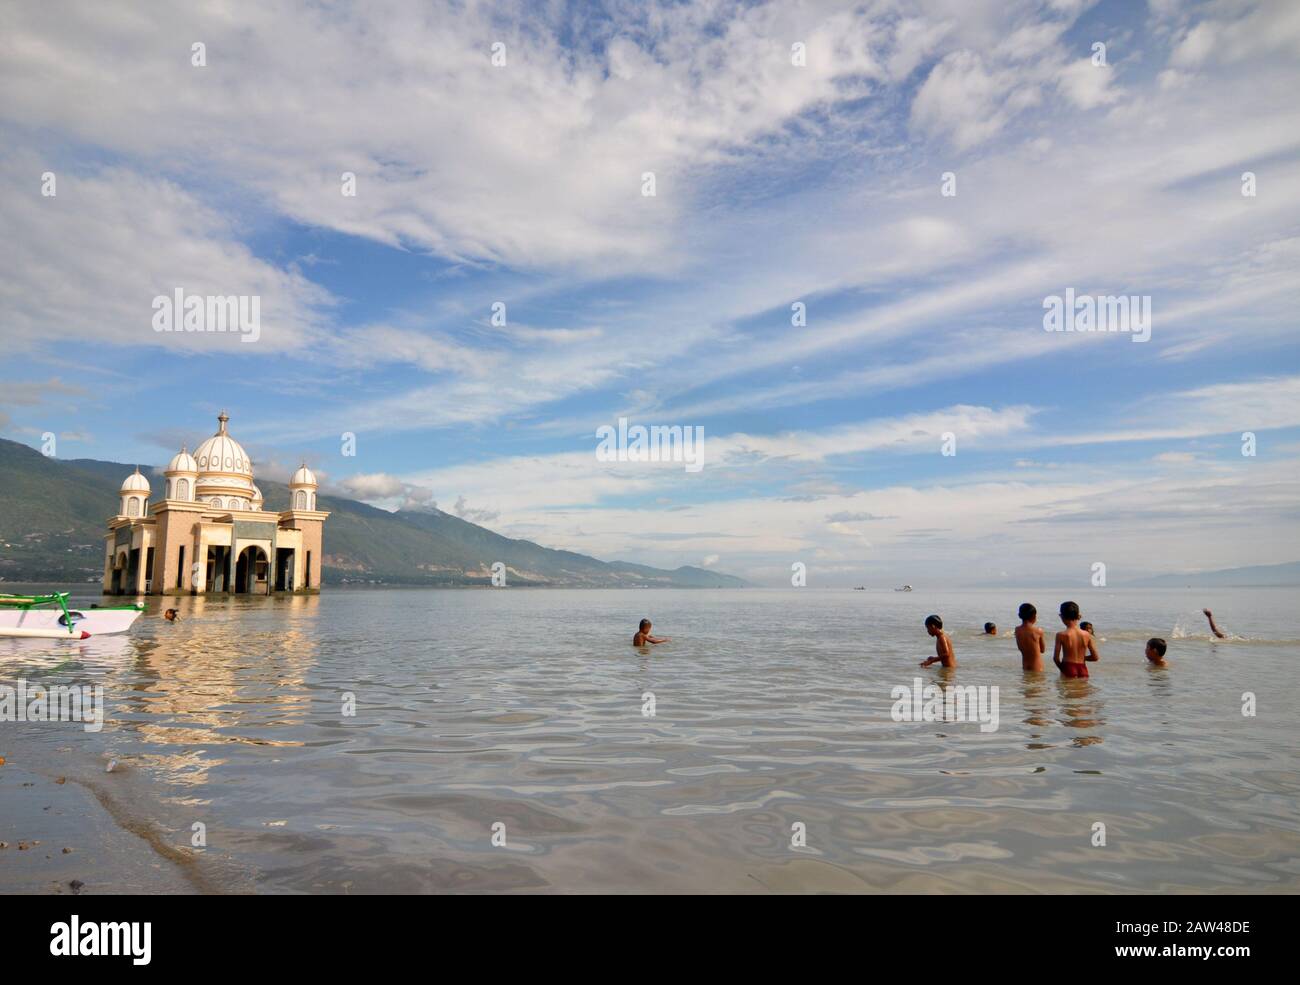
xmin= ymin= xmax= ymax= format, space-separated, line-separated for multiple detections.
xmin=0 ymin=764 xmax=201 ymax=894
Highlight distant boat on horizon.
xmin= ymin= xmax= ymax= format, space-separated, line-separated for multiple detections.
xmin=894 ymin=584 xmax=913 ymax=592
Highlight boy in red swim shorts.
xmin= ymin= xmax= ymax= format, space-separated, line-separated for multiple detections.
xmin=1053 ymin=600 xmax=1097 ymax=678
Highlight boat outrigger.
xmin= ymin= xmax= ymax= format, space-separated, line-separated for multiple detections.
xmin=0 ymin=593 xmax=144 ymax=639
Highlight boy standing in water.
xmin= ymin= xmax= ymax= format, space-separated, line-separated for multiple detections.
xmin=633 ymin=619 xmax=669 ymax=646
xmin=1053 ymin=600 xmax=1097 ymax=678
xmin=920 ymin=615 xmax=956 ymax=667
xmin=1015 ymin=603 xmax=1045 ymax=671
xmin=1145 ymin=638 xmax=1169 ymax=666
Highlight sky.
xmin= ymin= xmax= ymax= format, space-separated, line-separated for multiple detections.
xmin=1 ymin=0 xmax=1298 ymax=587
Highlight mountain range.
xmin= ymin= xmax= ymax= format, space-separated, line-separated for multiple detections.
xmin=0 ymin=437 xmax=745 ymax=588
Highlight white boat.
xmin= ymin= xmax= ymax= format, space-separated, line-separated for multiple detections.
xmin=894 ymin=584 xmax=913 ymax=592
xmin=0 ymin=593 xmax=144 ymax=638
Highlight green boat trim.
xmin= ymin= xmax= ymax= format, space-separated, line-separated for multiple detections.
xmin=0 ymin=592 xmax=76 ymax=633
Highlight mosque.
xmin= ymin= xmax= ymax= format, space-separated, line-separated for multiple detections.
xmin=104 ymin=412 xmax=328 ymax=595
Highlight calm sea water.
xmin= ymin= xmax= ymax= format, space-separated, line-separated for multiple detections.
xmin=2 ymin=586 xmax=1298 ymax=893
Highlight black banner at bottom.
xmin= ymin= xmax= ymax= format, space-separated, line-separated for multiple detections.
xmin=5 ymin=894 xmax=1282 ymax=972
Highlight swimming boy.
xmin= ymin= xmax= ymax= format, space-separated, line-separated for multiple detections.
xmin=1053 ymin=600 xmax=1097 ymax=678
xmin=1014 ymin=603 xmax=1045 ymax=671
xmin=633 ymin=619 xmax=669 ymax=646
xmin=1145 ymin=637 xmax=1168 ymax=666
xmin=164 ymin=608 xmax=179 ymax=622
xmin=983 ymin=622 xmax=998 ymax=636
xmin=1079 ymin=620 xmax=1092 ymax=636
xmin=1202 ymin=609 xmax=1227 ymax=639
xmin=920 ymin=615 xmax=956 ymax=667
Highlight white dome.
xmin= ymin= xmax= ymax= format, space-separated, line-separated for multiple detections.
xmin=194 ymin=412 xmax=255 ymax=500
xmin=166 ymin=446 xmax=198 ymax=474
xmin=290 ymin=463 xmax=317 ymax=487
xmin=120 ymin=467 xmax=150 ymax=493
xmin=194 ymin=412 xmax=253 ymax=478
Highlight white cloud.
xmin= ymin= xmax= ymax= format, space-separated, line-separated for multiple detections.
xmin=1170 ymin=1 xmax=1300 ymax=68
xmin=0 ymin=153 xmax=334 ymax=352
xmin=1045 ymin=375 xmax=1300 ymax=447
xmin=1057 ymin=59 xmax=1120 ymax=109
xmin=335 ymin=472 xmax=435 ymax=510
xmin=911 ymin=50 xmax=1019 ymax=150
xmin=0 ymin=0 xmax=896 ymax=272
xmin=332 ymin=373 xmax=1300 ymax=582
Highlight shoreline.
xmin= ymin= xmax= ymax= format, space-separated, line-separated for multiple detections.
xmin=0 ymin=760 xmax=229 ymax=895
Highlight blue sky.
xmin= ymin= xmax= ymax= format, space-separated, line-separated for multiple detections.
xmin=2 ymin=0 xmax=1298 ymax=585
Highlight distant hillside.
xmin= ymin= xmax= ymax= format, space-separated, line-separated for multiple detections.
xmin=1122 ymin=561 xmax=1300 ymax=588
xmin=391 ymin=508 xmax=738 ymax=587
xmin=0 ymin=439 xmax=115 ymax=583
xmin=0 ymin=437 xmax=746 ymax=588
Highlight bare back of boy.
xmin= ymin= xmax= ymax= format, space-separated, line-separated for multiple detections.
xmin=1015 ymin=623 xmax=1045 ymax=671
xmin=1054 ymin=626 xmax=1092 ymax=678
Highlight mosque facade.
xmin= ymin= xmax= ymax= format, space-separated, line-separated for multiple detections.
xmin=104 ymin=412 xmax=328 ymax=595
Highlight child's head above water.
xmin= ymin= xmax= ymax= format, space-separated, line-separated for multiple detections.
xmin=924 ymin=614 xmax=943 ymax=636
xmin=1059 ymin=600 xmax=1080 ymax=623
xmin=1145 ymin=637 xmax=1167 ymax=663
xmin=983 ymin=622 xmax=997 ymax=635
xmin=1080 ymin=621 xmax=1093 ymax=635
xmin=639 ymin=618 xmax=651 ymax=632
xmin=1018 ymin=602 xmax=1036 ymax=623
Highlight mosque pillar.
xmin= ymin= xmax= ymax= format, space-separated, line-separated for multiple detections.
xmin=101 ymin=536 xmax=115 ymax=595
xmin=133 ymin=529 xmax=149 ymax=595
xmin=193 ymin=533 xmax=206 ymax=594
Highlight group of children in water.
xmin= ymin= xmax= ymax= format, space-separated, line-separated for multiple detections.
xmin=634 ymin=605 xmax=1232 ymax=680
xmin=917 ymin=602 xmax=1226 ymax=675
xmin=635 ymin=606 xmax=1231 ymax=677
xmin=920 ymin=602 xmax=1143 ymax=676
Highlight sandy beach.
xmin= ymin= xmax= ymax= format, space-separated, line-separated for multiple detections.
xmin=0 ymin=763 xmax=203 ymax=894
